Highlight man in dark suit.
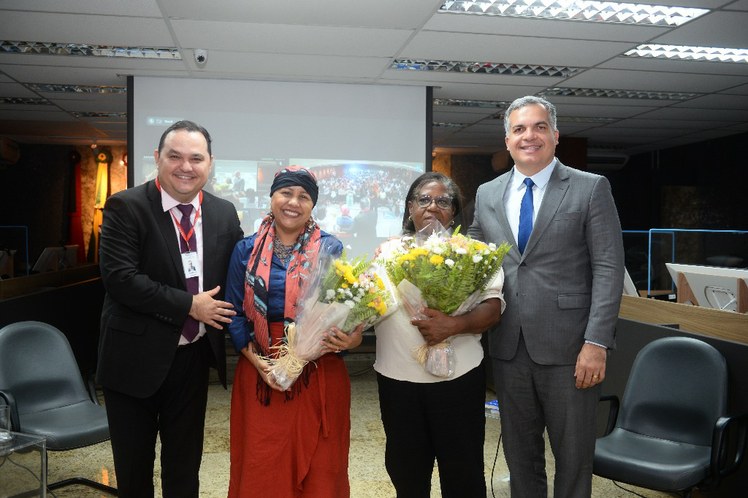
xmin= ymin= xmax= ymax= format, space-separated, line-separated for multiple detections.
xmin=469 ymin=96 xmax=624 ymax=498
xmin=97 ymin=120 xmax=243 ymax=497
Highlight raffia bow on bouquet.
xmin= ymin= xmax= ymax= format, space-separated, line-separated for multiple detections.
xmin=269 ymin=254 xmax=397 ymax=391
xmin=383 ymin=224 xmax=511 ymax=377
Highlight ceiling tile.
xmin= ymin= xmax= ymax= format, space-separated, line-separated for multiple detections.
xmin=158 ymin=0 xmax=443 ymax=28
xmin=563 ymin=68 xmax=748 ymax=93
xmin=599 ymin=56 xmax=748 ymax=76
xmin=653 ymin=11 xmax=748 ymax=47
xmin=0 ymin=11 xmax=174 ymax=46
xmin=171 ymin=21 xmax=413 ymax=57
xmin=0 ymin=0 xmax=745 ymax=152
xmin=401 ymin=31 xmax=635 ymax=67
xmin=0 ymin=0 xmax=163 ymax=16
xmin=423 ymin=13 xmax=667 ymax=42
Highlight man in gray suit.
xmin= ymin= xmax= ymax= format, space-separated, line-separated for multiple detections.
xmin=469 ymin=96 xmax=624 ymax=497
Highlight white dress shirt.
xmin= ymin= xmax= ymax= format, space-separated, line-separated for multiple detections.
xmin=504 ymin=159 xmax=557 ymax=247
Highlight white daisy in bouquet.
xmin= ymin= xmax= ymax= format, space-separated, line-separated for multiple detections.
xmin=319 ymin=256 xmax=397 ymax=333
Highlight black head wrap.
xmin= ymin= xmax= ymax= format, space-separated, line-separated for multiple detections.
xmin=269 ymin=166 xmax=319 ymax=206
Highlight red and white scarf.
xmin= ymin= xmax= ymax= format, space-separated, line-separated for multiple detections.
xmin=243 ymin=214 xmax=322 ymax=356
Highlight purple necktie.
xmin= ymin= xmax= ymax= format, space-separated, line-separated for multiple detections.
xmin=177 ymin=204 xmax=200 ymax=342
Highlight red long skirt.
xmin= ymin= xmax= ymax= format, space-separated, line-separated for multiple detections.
xmin=228 ymin=323 xmax=351 ymax=498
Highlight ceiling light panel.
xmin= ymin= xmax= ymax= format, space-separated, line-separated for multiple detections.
xmin=484 ymin=112 xmax=618 ymax=123
xmin=393 ymin=60 xmax=581 ymax=77
xmin=72 ymin=112 xmax=127 ymax=118
xmin=433 ymin=98 xmax=510 ymax=109
xmin=433 ymin=122 xmax=468 ymax=128
xmin=26 ymin=83 xmax=127 ymax=94
xmin=625 ymin=44 xmax=748 ymax=64
xmin=558 ymin=116 xmax=618 ymax=123
xmin=440 ymin=0 xmax=709 ymax=27
xmin=0 ymin=97 xmax=51 ymax=105
xmin=0 ymin=41 xmax=181 ymax=59
xmin=541 ymin=87 xmax=701 ymax=100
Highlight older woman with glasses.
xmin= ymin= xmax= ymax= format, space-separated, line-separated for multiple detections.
xmin=373 ymin=172 xmax=506 ymax=498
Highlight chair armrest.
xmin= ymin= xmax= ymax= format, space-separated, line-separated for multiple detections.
xmin=598 ymin=394 xmax=620 ymax=437
xmin=708 ymin=412 xmax=748 ymax=488
xmin=0 ymin=390 xmax=19 ymax=431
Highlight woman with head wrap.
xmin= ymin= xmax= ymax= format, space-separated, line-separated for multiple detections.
xmin=225 ymin=166 xmax=363 ymax=498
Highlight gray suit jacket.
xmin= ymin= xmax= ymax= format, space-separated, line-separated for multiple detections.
xmin=468 ymin=161 xmax=624 ymax=365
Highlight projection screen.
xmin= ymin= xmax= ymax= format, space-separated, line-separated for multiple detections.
xmin=130 ymin=77 xmax=429 ymax=258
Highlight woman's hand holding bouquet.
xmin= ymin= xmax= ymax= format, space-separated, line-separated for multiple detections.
xmin=269 ymin=254 xmax=397 ymax=390
xmin=383 ymin=224 xmax=511 ymax=377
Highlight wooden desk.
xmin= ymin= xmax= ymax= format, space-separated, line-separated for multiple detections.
xmin=0 ymin=264 xmax=99 ymax=299
xmin=619 ymin=295 xmax=748 ymax=345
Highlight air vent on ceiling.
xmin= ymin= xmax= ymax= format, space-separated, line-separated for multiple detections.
xmin=587 ymin=149 xmax=629 ymax=171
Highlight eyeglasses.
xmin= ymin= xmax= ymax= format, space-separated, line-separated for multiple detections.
xmin=414 ymin=194 xmax=453 ymax=210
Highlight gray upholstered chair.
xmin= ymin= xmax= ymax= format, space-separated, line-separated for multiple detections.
xmin=594 ymin=336 xmax=747 ymax=498
xmin=0 ymin=320 xmax=117 ymax=495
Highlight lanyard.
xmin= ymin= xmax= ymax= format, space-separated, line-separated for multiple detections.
xmin=155 ymin=178 xmax=203 ymax=250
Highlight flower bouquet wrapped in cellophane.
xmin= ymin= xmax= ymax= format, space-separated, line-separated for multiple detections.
xmin=318 ymin=256 xmax=398 ymax=333
xmin=383 ymin=224 xmax=511 ymax=377
xmin=269 ymin=253 xmax=397 ymax=391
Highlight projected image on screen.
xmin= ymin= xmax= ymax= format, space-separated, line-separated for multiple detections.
xmin=139 ymin=156 xmax=422 ymax=258
xmin=132 ymin=77 xmax=429 ymax=260
xmin=295 ymin=159 xmax=422 ymax=258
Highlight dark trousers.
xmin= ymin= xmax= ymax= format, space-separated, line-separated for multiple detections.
xmin=493 ymin=335 xmax=600 ymax=498
xmin=103 ymin=337 xmax=211 ymax=498
xmin=377 ymin=362 xmax=487 ymax=498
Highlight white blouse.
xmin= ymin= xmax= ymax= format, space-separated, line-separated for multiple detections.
xmin=374 ymin=255 xmax=505 ymax=383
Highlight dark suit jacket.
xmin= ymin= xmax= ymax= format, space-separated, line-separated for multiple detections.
xmin=97 ymin=180 xmax=243 ymax=398
xmin=468 ymin=161 xmax=625 ymax=365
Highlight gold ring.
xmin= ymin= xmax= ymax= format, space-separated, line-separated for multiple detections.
xmin=592 ymin=375 xmax=599 ymax=378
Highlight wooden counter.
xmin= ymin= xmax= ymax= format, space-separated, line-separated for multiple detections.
xmin=0 ymin=264 xmax=100 ymax=299
xmin=619 ymin=295 xmax=748 ymax=345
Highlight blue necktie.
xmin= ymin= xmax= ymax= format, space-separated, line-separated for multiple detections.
xmin=177 ymin=204 xmax=200 ymax=342
xmin=517 ymin=178 xmax=535 ymax=254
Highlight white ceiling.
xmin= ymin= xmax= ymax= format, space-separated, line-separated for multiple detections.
xmin=1 ymin=0 xmax=747 ymax=156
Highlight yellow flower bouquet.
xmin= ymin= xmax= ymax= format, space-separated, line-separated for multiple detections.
xmin=383 ymin=226 xmax=511 ymax=377
xmin=269 ymin=253 xmax=397 ymax=390
xmin=318 ymin=256 xmax=397 ymax=333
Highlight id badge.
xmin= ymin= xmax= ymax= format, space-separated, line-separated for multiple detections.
xmin=182 ymin=252 xmax=199 ymax=279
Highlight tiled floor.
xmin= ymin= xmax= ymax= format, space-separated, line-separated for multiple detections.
xmin=12 ymin=353 xmax=672 ymax=497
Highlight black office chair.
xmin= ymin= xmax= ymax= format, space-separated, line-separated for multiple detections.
xmin=0 ymin=320 xmax=117 ymax=495
xmin=594 ymin=336 xmax=747 ymax=498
